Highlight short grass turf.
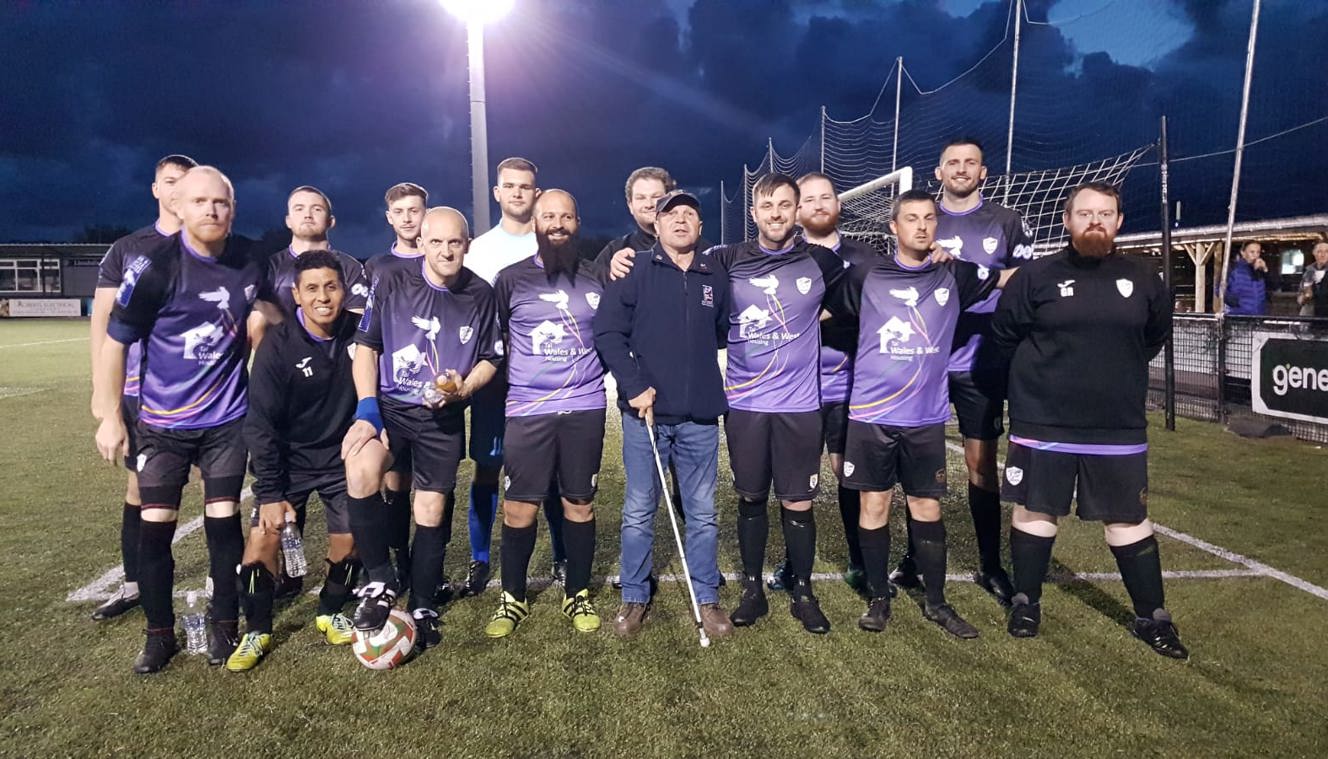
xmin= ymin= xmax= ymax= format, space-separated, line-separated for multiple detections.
xmin=2 ymin=319 xmax=1327 ymax=757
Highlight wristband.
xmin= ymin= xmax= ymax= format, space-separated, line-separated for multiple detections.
xmin=355 ymin=397 xmax=383 ymax=434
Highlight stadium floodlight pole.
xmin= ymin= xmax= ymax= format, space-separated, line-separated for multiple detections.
xmin=1216 ymin=0 xmax=1261 ymax=313
xmin=1004 ymin=0 xmax=1023 ymax=205
xmin=1160 ymin=115 xmax=1176 ymax=432
xmin=645 ymin=417 xmax=710 ymax=648
xmin=441 ymin=0 xmax=515 ymax=237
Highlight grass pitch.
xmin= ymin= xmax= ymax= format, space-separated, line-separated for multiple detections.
xmin=2 ymin=319 xmax=1327 ymax=757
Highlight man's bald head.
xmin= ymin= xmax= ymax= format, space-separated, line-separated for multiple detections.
xmin=175 ymin=165 xmax=235 ymax=248
xmin=534 ymin=189 xmax=578 ymax=217
xmin=534 ymin=189 xmax=580 ymax=260
xmin=420 ymin=205 xmax=469 ymax=239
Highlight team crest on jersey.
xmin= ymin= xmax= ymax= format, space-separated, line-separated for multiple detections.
xmin=458 ymin=325 xmax=474 ymax=344
xmin=347 ymin=344 xmax=357 ymax=360
xmin=244 ymin=284 xmax=256 ymax=303
xmin=795 ymin=276 xmax=812 ymax=295
xmin=1116 ymin=278 xmax=1134 ymax=298
xmin=843 ymin=461 xmax=855 ymax=477
xmin=1006 ymin=466 xmax=1024 ymax=486
xmin=585 ymin=292 xmax=601 ymax=310
xmin=701 ymin=285 xmax=714 ymax=307
xmin=136 ymin=453 xmax=147 ymax=472
xmin=809 ymin=473 xmax=818 ymax=489
xmin=977 ymin=266 xmax=990 ymax=281
xmin=494 ymin=339 xmax=505 ymax=356
xmin=982 ymin=237 xmax=999 ymax=255
xmin=934 ymin=288 xmax=951 ymax=306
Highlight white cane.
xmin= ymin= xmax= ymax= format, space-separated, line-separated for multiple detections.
xmin=644 ymin=411 xmax=711 ymax=648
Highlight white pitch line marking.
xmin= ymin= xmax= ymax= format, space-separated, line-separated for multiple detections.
xmin=944 ymin=440 xmax=1328 ymax=602
xmin=66 ymin=487 xmax=252 ymax=603
xmin=0 ymin=337 xmax=88 ymax=349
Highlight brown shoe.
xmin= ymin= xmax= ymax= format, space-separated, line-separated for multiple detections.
xmin=699 ymin=603 xmax=734 ymax=639
xmin=612 ymin=602 xmax=649 ymax=638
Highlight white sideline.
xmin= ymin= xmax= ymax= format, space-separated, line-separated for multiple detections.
xmin=0 ymin=337 xmax=88 ymax=349
xmin=944 ymin=441 xmax=1328 ymax=602
xmin=65 ymin=487 xmax=252 ymax=603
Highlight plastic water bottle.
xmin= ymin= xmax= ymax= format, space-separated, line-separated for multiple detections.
xmin=281 ymin=512 xmax=308 ymax=578
xmin=183 ymin=591 xmax=207 ymax=655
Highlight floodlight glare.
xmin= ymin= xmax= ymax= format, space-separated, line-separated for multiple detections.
xmin=440 ymin=0 xmax=513 ymax=26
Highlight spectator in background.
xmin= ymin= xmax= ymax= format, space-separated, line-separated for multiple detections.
xmin=1223 ymin=241 xmax=1273 ymax=316
xmin=1297 ymin=240 xmax=1328 ymax=317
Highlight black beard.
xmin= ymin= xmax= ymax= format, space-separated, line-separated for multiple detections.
xmin=537 ymin=233 xmax=579 ymax=277
xmin=1072 ymin=228 xmax=1115 ymax=258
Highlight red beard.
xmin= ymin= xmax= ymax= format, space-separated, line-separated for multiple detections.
xmin=800 ymin=211 xmax=840 ymax=238
xmin=1072 ymin=227 xmax=1115 ymax=258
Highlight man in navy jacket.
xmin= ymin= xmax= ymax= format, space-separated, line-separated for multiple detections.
xmin=593 ymin=191 xmax=733 ymax=640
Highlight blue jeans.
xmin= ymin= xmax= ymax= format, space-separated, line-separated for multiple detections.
xmin=619 ymin=415 xmax=722 ymax=605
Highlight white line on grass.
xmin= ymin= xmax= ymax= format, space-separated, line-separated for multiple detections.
xmin=944 ymin=440 xmax=1328 ymax=602
xmin=0 ymin=337 xmax=88 ymax=349
xmin=65 ymin=487 xmax=252 ymax=603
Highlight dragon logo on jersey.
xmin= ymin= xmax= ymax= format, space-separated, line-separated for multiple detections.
xmin=391 ymin=344 xmax=426 ymax=384
xmin=737 ymin=305 xmax=772 ymax=338
xmin=877 ymin=316 xmax=915 ymax=353
xmin=983 ymin=237 xmax=999 ymax=255
xmin=585 ymin=292 xmax=601 ymax=310
xmin=936 ymin=236 xmax=963 ymax=257
xmin=116 ymin=256 xmax=151 ymax=307
xmin=182 ymin=321 xmax=226 ymax=361
xmin=749 ymin=275 xmax=779 ymax=295
xmin=458 ymin=325 xmax=474 ymax=344
xmin=532 ymin=320 xmax=566 ymax=355
xmin=1006 ymin=466 xmax=1024 ymax=486
xmin=540 ymin=290 xmax=571 ymax=311
xmin=889 ymin=286 xmax=920 ymax=307
xmin=796 ymin=276 xmax=812 ymax=295
xmin=1116 ymin=278 xmax=1134 ymax=298
xmin=934 ymin=288 xmax=951 ymax=306
xmin=410 ymin=316 xmax=441 ymax=343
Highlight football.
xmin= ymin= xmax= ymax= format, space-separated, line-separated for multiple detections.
xmin=351 ymin=608 xmax=417 ymax=670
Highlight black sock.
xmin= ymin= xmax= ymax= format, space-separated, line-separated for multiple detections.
xmin=439 ymin=490 xmax=456 ymax=547
xmin=543 ymin=490 xmax=566 ymax=563
xmin=238 ymin=563 xmax=275 ymax=634
xmin=901 ymin=509 xmax=916 ymax=565
xmin=736 ymin=497 xmax=768 ymax=579
xmin=204 ymin=514 xmax=243 ymax=621
xmin=121 ymin=502 xmax=142 ymax=586
xmin=500 ymin=523 xmax=538 ymax=601
xmin=1110 ymin=535 xmax=1166 ymax=619
xmin=912 ymin=519 xmax=948 ymax=607
xmin=138 ymin=520 xmax=177 ymax=630
xmin=348 ymin=494 xmax=395 ymax=586
xmin=1010 ymin=527 xmax=1055 ymax=605
xmin=781 ymin=507 xmax=817 ymax=588
xmin=318 ymin=557 xmax=357 ymax=615
xmin=968 ymin=484 xmax=1003 ymax=572
xmin=562 ymin=517 xmax=596 ymax=595
xmin=837 ymin=486 xmax=862 ymax=569
xmin=858 ymin=524 xmax=892 ymax=599
xmin=408 ymin=525 xmax=447 ymax=612
xmin=386 ymin=488 xmax=412 ymax=563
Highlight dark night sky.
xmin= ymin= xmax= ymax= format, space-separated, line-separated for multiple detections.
xmin=1 ymin=0 xmax=1324 ymax=254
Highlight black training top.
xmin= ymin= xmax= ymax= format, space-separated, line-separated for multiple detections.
xmin=991 ymin=246 xmax=1170 ymax=445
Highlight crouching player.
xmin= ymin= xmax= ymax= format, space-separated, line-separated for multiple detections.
xmin=227 ymin=251 xmax=361 ymax=671
xmin=343 ymin=207 xmax=501 ymax=654
xmin=831 ymin=189 xmax=1016 ymax=638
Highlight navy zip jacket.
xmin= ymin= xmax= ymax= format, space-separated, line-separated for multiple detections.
xmin=593 ymin=243 xmax=729 ymax=425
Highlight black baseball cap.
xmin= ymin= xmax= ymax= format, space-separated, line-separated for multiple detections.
xmin=655 ymin=190 xmax=701 ymax=215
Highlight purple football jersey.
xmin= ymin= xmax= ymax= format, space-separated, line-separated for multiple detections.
xmin=494 ymin=255 xmax=607 ymax=416
xmin=840 ymin=256 xmax=995 ymax=426
xmin=108 ymin=235 xmax=267 ymax=429
xmin=713 ymin=240 xmax=846 ymax=413
xmin=98 ymin=222 xmax=171 ymax=397
xmin=817 ymin=237 xmax=880 ymax=405
xmin=934 ymin=197 xmax=1032 ymax=373
xmin=355 ymin=258 xmax=502 ymax=406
